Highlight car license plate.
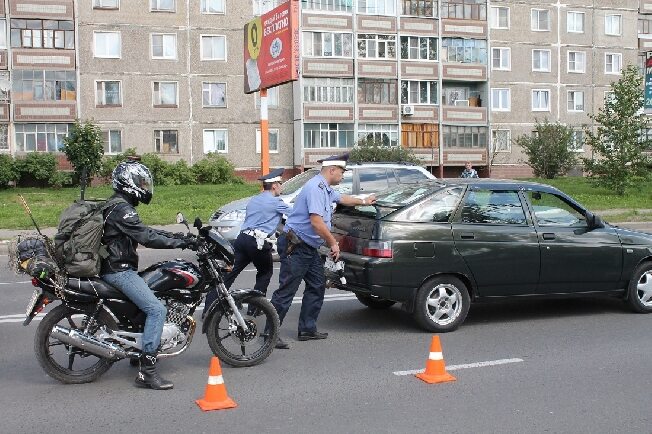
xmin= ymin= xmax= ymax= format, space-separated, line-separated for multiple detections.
xmin=25 ymin=289 xmax=41 ymax=317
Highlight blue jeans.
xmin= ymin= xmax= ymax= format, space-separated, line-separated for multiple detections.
xmin=101 ymin=270 xmax=167 ymax=354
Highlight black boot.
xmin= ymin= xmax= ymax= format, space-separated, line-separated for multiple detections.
xmin=135 ymin=353 xmax=173 ymax=390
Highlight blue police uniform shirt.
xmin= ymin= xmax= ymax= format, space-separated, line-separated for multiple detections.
xmin=285 ymin=173 xmax=341 ymax=248
xmin=242 ymin=191 xmax=292 ymax=235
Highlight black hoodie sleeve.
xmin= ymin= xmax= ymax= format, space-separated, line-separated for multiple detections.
xmin=111 ymin=203 xmax=187 ymax=249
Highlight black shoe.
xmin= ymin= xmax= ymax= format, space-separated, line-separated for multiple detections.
xmin=297 ymin=331 xmax=328 ymax=341
xmin=134 ymin=353 xmax=174 ymax=390
xmin=275 ymin=337 xmax=290 ymax=349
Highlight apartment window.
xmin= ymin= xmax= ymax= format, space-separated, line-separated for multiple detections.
xmin=532 ymin=49 xmax=551 ymax=72
xmin=94 ymin=31 xmax=121 ymax=58
xmin=0 ymin=125 xmax=8 ymax=151
xmin=254 ymin=0 xmax=282 ymax=15
xmin=151 ymin=34 xmax=176 ymax=59
xmin=151 ymin=0 xmax=175 ymax=12
xmin=570 ymin=130 xmax=583 ymax=152
xmin=358 ymin=124 xmax=399 ymax=147
xmin=604 ymin=91 xmax=615 ymax=104
xmin=441 ymin=0 xmax=486 ymax=20
xmin=400 ymin=0 xmax=435 ymax=17
xmin=492 ymin=47 xmax=510 ymax=70
xmin=94 ymin=0 xmax=119 ymax=8
xmin=441 ymin=38 xmax=487 ymax=64
xmin=15 ymin=124 xmax=70 ymax=152
xmin=358 ymin=79 xmax=398 ymax=104
xmin=201 ymin=0 xmax=224 ymax=13
xmin=0 ymin=73 xmax=9 ymax=102
xmin=492 ymin=129 xmax=511 ymax=152
xmin=490 ymin=6 xmax=509 ymax=29
xmin=531 ymin=9 xmax=550 ymax=31
xmin=639 ymin=18 xmax=652 ymax=35
xmin=303 ymin=0 xmax=353 ymax=13
xmin=491 ymin=88 xmax=510 ymax=111
xmin=11 ymin=19 xmax=74 ymax=49
xmin=200 ymin=35 xmax=226 ymax=60
xmin=401 ymin=80 xmax=438 ymax=105
xmin=358 ymin=34 xmax=396 ymax=59
xmin=567 ymin=90 xmax=584 ymax=112
xmin=568 ymin=51 xmax=585 ymax=73
xmin=102 ymin=130 xmax=122 ymax=154
xmin=255 ymin=86 xmax=280 ymax=107
xmin=400 ymin=36 xmax=437 ymax=61
xmin=358 ymin=0 xmax=396 ymax=16
xmin=302 ymin=32 xmax=353 ymax=57
xmin=202 ymin=82 xmax=226 ymax=107
xmin=0 ymin=20 xmax=6 ymax=49
xmin=96 ymin=81 xmax=121 ymax=106
xmin=605 ymin=15 xmax=622 ymax=36
xmin=303 ymin=78 xmax=354 ymax=104
xmin=12 ymin=70 xmax=76 ymax=101
xmin=153 ymin=81 xmax=178 ymax=106
xmin=532 ymin=89 xmax=550 ymax=111
xmin=256 ymin=128 xmax=279 ymax=153
xmin=605 ymin=53 xmax=622 ymax=74
xmin=203 ymin=129 xmax=227 ymax=153
xmin=304 ymin=123 xmax=354 ymax=148
xmin=443 ymin=126 xmax=487 ymax=148
xmin=567 ymin=11 xmax=584 ymax=33
xmin=155 ymin=130 xmax=179 ymax=153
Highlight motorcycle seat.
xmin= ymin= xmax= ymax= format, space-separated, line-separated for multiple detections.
xmin=66 ymin=277 xmax=128 ymax=300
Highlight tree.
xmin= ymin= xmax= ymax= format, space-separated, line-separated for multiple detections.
xmin=349 ymin=136 xmax=421 ymax=164
xmin=62 ymin=120 xmax=104 ymax=199
xmin=514 ymin=119 xmax=578 ymax=179
xmin=583 ymin=65 xmax=652 ymax=195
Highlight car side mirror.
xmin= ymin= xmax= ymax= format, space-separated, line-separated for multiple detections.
xmin=193 ymin=217 xmax=203 ymax=229
xmin=586 ymin=212 xmax=604 ymax=230
xmin=176 ymin=212 xmax=190 ymax=231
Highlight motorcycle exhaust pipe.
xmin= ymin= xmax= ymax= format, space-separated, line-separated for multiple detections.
xmin=51 ymin=325 xmax=127 ymax=360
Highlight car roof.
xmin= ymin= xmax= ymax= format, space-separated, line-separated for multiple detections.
xmin=422 ymin=178 xmax=566 ymax=194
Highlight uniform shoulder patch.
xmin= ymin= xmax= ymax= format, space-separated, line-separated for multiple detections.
xmin=318 ymin=182 xmax=325 ymax=189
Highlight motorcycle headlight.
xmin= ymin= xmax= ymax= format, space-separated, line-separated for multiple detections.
xmin=219 ymin=209 xmax=247 ymax=222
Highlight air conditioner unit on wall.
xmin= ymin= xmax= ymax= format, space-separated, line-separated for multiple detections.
xmin=402 ymin=105 xmax=414 ymax=115
xmin=454 ymin=99 xmax=470 ymax=106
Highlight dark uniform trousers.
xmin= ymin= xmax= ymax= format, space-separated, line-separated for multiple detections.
xmin=270 ymin=234 xmax=326 ymax=333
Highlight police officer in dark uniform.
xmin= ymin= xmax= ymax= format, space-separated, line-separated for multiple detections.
xmin=269 ymin=153 xmax=376 ymax=349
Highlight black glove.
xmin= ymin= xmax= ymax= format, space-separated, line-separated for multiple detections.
xmin=181 ymin=237 xmax=199 ymax=251
xmin=172 ymin=232 xmax=186 ymax=239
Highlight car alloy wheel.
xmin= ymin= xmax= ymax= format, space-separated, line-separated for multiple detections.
xmin=626 ymin=263 xmax=652 ymax=314
xmin=413 ymin=276 xmax=470 ymax=332
xmin=426 ymin=284 xmax=462 ymax=326
xmin=636 ymin=271 xmax=652 ymax=308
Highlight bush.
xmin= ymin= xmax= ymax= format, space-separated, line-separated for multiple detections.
xmin=514 ymin=119 xmax=578 ymax=179
xmin=49 ymin=171 xmax=73 ymax=189
xmin=193 ymin=152 xmax=243 ymax=184
xmin=0 ymin=154 xmax=18 ymax=188
xmin=15 ymin=153 xmax=57 ymax=187
xmin=140 ymin=153 xmax=171 ymax=185
xmin=166 ymin=160 xmax=196 ymax=185
xmin=349 ymin=137 xmax=421 ymax=164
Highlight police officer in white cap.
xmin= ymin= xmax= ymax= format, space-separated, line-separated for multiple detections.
xmin=203 ymin=168 xmax=291 ymax=317
xmin=269 ymin=153 xmax=377 ymax=349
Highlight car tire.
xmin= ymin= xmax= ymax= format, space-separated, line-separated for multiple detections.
xmin=355 ymin=293 xmax=396 ymax=310
xmin=413 ymin=276 xmax=470 ymax=333
xmin=626 ymin=262 xmax=652 ymax=313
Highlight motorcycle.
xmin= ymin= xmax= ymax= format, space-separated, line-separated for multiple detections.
xmin=16 ymin=214 xmax=280 ymax=384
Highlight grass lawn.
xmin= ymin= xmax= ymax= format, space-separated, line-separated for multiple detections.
xmin=0 ymin=183 xmax=260 ymax=230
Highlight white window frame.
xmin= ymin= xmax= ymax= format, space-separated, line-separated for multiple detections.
xmin=203 ymin=129 xmax=228 ymax=153
xmin=253 ymin=0 xmax=282 ymax=15
xmin=94 ymin=0 xmax=119 ymax=8
xmin=357 ymin=0 xmax=396 ymax=16
xmin=567 ymin=51 xmax=585 ymax=73
xmin=95 ymin=80 xmax=122 ymax=106
xmin=567 ymin=90 xmax=584 ymax=112
xmin=569 ymin=130 xmax=584 ymax=152
xmin=201 ymin=0 xmax=225 ymax=14
xmin=532 ymin=49 xmax=551 ymax=72
xmin=567 ymin=11 xmax=584 ymax=33
xmin=490 ymin=6 xmax=509 ymax=29
xmin=605 ymin=14 xmax=622 ymax=36
xmin=302 ymin=31 xmax=354 ymax=58
xmin=492 ymin=47 xmax=511 ymax=71
xmin=357 ymin=34 xmax=397 ymax=60
xmin=605 ymin=53 xmax=622 ymax=74
xmin=103 ymin=129 xmax=122 ymax=154
xmin=150 ymin=33 xmax=177 ymax=60
xmin=256 ymin=128 xmax=280 ymax=153
xmin=302 ymin=78 xmax=355 ymax=104
xmin=150 ymin=0 xmax=175 ymax=12
xmin=604 ymin=90 xmax=615 ymax=104
xmin=357 ymin=124 xmax=399 ymax=147
xmin=492 ymin=129 xmax=511 ymax=152
xmin=0 ymin=20 xmax=6 ymax=49
xmin=401 ymin=80 xmax=438 ymax=105
xmin=93 ymin=31 xmax=121 ymax=58
xmin=202 ymin=82 xmax=227 ymax=108
xmin=491 ymin=88 xmax=510 ymax=112
xmin=531 ymin=9 xmax=550 ymax=32
xmin=152 ymin=81 xmax=179 ymax=106
xmin=532 ymin=89 xmax=551 ymax=111
xmin=400 ymin=35 xmax=438 ymax=61
xmin=200 ymin=35 xmax=227 ymax=61
xmin=255 ymin=86 xmax=280 ymax=108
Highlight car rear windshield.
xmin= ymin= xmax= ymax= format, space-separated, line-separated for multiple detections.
xmin=337 ymin=183 xmax=442 ymax=219
xmin=281 ymin=169 xmax=319 ymax=195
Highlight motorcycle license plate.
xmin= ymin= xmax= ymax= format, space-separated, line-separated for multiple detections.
xmin=25 ymin=289 xmax=41 ymax=317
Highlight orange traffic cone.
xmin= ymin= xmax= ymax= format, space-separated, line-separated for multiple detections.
xmin=415 ymin=335 xmax=456 ymax=384
xmin=196 ymin=357 xmax=237 ymax=411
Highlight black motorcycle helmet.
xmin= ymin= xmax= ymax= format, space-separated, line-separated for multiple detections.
xmin=112 ymin=160 xmax=154 ymax=205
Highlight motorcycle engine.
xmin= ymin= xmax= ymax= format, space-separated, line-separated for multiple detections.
xmin=159 ymin=300 xmax=191 ymax=351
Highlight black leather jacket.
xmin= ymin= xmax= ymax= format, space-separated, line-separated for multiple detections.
xmin=100 ymin=192 xmax=186 ymax=274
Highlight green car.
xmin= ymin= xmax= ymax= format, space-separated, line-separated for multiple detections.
xmin=330 ymin=179 xmax=652 ymax=332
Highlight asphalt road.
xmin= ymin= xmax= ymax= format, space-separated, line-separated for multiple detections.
xmin=0 ymin=249 xmax=650 ymax=433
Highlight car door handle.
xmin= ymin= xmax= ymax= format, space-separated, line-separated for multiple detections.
xmin=542 ymin=233 xmax=556 ymax=240
xmin=460 ymin=232 xmax=475 ymax=240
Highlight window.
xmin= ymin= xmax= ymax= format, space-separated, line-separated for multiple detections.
xmin=255 ymin=86 xmax=279 ymax=107
xmin=401 ymin=80 xmax=438 ymax=105
xmin=490 ymin=6 xmax=509 ymax=29
xmin=151 ymin=0 xmax=175 ymax=12
xmin=639 ymin=18 xmax=652 ymax=35
xmin=0 ymin=20 xmax=6 ymax=49
xmin=12 ymin=70 xmax=76 ymax=101
xmin=570 ymin=130 xmax=584 ymax=152
xmin=400 ymin=0 xmax=435 ymax=17
xmin=203 ymin=129 xmax=227 ymax=153
xmin=0 ymin=125 xmax=8 ymax=151
xmin=358 ymin=0 xmax=396 ymax=16
xmin=102 ymin=130 xmax=122 ymax=154
xmin=94 ymin=31 xmax=121 ymax=58
xmin=460 ymin=190 xmax=527 ymax=225
xmin=605 ymin=14 xmax=622 ymax=36
xmin=492 ymin=129 xmax=511 ymax=152
xmin=153 ymin=81 xmax=178 ymax=106
xmin=14 ymin=124 xmax=70 ymax=152
xmin=604 ymin=91 xmax=615 ymax=104
xmin=357 ymin=34 xmax=396 ymax=59
xmin=11 ymin=19 xmax=74 ymax=49
xmin=441 ymin=0 xmax=486 ymax=20
xmin=532 ymin=49 xmax=551 ymax=72
xmin=567 ymin=11 xmax=584 ymax=33
xmin=302 ymin=32 xmax=353 ymax=57
xmin=567 ymin=90 xmax=584 ymax=112
xmin=94 ymin=0 xmax=119 ymax=8
xmin=0 ymin=73 xmax=9 ymax=103
xmin=567 ymin=51 xmax=585 ymax=73
xmin=303 ymin=78 xmax=354 ymax=104
xmin=201 ymin=0 xmax=224 ymax=13
xmin=443 ymin=126 xmax=487 ymax=148
xmin=303 ymin=0 xmax=353 ymax=13
xmin=256 ymin=128 xmax=279 ymax=153
xmin=401 ymin=188 xmax=464 ymax=223
xmin=531 ymin=9 xmax=550 ymax=31
xmin=200 ymin=35 xmax=226 ymax=60
xmin=491 ymin=88 xmax=510 ymax=111
xmin=303 ymin=123 xmax=354 ymax=148
xmin=532 ymin=89 xmax=550 ymax=111
xmin=96 ymin=81 xmax=121 ymax=106
xmin=151 ymin=34 xmax=176 ymax=59
xmin=358 ymin=124 xmax=399 ymax=147
xmin=254 ymin=0 xmax=282 ymax=15
xmin=357 ymin=79 xmax=398 ymax=104
xmin=527 ymin=192 xmax=586 ymax=227
xmin=441 ymin=38 xmax=487 ymax=64
xmin=155 ymin=130 xmax=179 ymax=153
xmin=358 ymin=168 xmax=391 ymax=192
xmin=202 ymin=82 xmax=226 ymax=107
xmin=492 ymin=47 xmax=510 ymax=70
xmin=605 ymin=53 xmax=622 ymax=74
xmin=400 ymin=36 xmax=437 ymax=61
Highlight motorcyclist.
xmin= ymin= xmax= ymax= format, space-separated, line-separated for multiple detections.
xmin=100 ymin=159 xmax=195 ymax=390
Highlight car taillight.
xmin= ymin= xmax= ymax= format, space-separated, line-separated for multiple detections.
xmin=362 ymin=241 xmax=393 ymax=258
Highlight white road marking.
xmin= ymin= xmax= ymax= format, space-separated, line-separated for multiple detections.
xmin=0 ymin=281 xmax=31 ymax=285
xmin=393 ymin=358 xmax=524 ymax=376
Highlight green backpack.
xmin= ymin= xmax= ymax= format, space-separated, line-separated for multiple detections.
xmin=54 ymin=197 xmax=125 ymax=277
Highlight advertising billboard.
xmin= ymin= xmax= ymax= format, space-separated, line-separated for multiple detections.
xmin=645 ymin=52 xmax=652 ymax=111
xmin=244 ymin=0 xmax=299 ymax=94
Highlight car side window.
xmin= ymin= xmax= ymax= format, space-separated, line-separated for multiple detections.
xmin=527 ymin=191 xmax=586 ymax=227
xmin=459 ymin=189 xmax=527 ymax=225
xmin=332 ymin=171 xmax=353 ymax=195
xmin=358 ymin=168 xmax=389 ymax=193
xmin=395 ymin=168 xmax=430 ymax=183
xmin=402 ymin=187 xmax=464 ymax=222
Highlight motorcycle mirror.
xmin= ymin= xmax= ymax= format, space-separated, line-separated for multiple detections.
xmin=193 ymin=217 xmax=203 ymax=229
xmin=176 ymin=212 xmax=190 ymax=230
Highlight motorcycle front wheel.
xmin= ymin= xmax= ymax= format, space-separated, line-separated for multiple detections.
xmin=206 ymin=295 xmax=280 ymax=367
